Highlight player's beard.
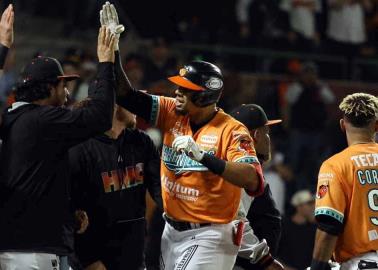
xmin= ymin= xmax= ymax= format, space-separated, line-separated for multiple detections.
xmin=175 ymin=108 xmax=188 ymax=115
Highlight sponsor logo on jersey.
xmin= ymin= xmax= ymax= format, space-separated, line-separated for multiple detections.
xmin=162 ymin=175 xmax=200 ymax=202
xmin=319 ymin=172 xmax=334 ymax=180
xmin=200 ymin=134 xmax=218 ymax=144
xmin=316 ymin=184 xmax=328 ymax=199
xmin=101 ymin=163 xmax=144 ymax=193
xmin=162 ymin=145 xmax=208 ymax=174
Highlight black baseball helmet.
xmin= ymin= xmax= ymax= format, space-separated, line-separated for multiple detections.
xmin=168 ymin=60 xmax=224 ymax=107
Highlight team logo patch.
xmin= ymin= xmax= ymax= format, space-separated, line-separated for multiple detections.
xmin=237 ymin=135 xmax=255 ymax=155
xmin=205 ymin=77 xmax=223 ymax=90
xmin=316 ymin=184 xmax=328 ymax=199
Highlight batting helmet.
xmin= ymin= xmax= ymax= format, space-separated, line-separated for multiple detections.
xmin=168 ymin=60 xmax=224 ymax=107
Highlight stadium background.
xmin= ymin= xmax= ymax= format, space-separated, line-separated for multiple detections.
xmin=0 ymin=0 xmax=377 ymax=269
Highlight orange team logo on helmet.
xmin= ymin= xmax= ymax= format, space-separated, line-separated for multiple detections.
xmin=179 ymin=68 xmax=187 ymax=77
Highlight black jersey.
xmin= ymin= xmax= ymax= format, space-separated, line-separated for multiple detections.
xmin=69 ymin=128 xmax=161 ymax=268
xmin=69 ymin=128 xmax=161 ymax=224
xmin=0 ymin=63 xmax=115 ymax=255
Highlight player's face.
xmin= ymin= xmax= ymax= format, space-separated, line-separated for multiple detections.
xmin=51 ymin=80 xmax=68 ymax=106
xmin=298 ymin=200 xmax=315 ymax=221
xmin=174 ymin=87 xmax=196 ymax=115
xmin=251 ymin=126 xmax=271 ymax=160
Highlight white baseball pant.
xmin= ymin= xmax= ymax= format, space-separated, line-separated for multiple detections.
xmin=340 ymin=252 xmax=378 ymax=270
xmin=0 ymin=252 xmax=66 ymax=270
xmin=160 ymin=221 xmax=239 ymax=270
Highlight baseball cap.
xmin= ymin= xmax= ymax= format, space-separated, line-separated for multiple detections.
xmin=20 ymin=56 xmax=79 ymax=84
xmin=291 ymin=190 xmax=315 ymax=207
xmin=230 ymin=104 xmax=282 ymax=130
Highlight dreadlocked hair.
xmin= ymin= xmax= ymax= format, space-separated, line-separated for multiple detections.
xmin=339 ymin=93 xmax=378 ymax=128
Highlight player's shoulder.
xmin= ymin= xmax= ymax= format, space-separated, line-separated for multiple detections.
xmin=322 ymin=152 xmax=342 ymax=167
xmin=124 ymin=128 xmax=154 ymax=145
xmin=219 ymin=110 xmax=249 ymax=131
xmin=321 ymin=147 xmax=354 ymax=172
xmin=154 ymin=95 xmax=175 ymax=106
xmin=38 ymin=104 xmax=70 ymax=113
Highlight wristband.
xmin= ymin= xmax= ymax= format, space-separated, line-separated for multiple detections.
xmin=200 ymin=153 xmax=226 ymax=175
xmin=310 ymin=259 xmax=331 ymax=270
xmin=0 ymin=45 xmax=9 ymax=69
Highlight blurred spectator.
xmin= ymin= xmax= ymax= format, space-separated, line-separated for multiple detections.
xmin=124 ymin=54 xmax=146 ymax=89
xmin=277 ymin=190 xmax=316 ymax=270
xmin=63 ymin=0 xmax=101 ymax=37
xmin=263 ymin=146 xmax=293 ymax=214
xmin=73 ymin=59 xmax=97 ymax=102
xmin=284 ymin=62 xmax=334 ymax=190
xmin=235 ymin=0 xmax=290 ymax=48
xmin=143 ymin=37 xmax=177 ymax=86
xmin=60 ymin=48 xmax=98 ymax=104
xmin=177 ymin=16 xmax=210 ymax=44
xmin=280 ymin=0 xmax=321 ymax=51
xmin=326 ymin=0 xmax=372 ymax=78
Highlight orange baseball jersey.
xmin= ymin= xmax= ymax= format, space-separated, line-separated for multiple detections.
xmin=150 ymin=95 xmax=262 ymax=224
xmin=315 ymin=143 xmax=378 ymax=262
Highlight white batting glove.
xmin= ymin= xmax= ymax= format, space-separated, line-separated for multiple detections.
xmin=249 ymin=239 xmax=270 ymax=264
xmin=99 ymin=1 xmax=125 ymax=51
xmin=172 ymin=135 xmax=205 ymax=162
xmin=329 ymin=261 xmax=340 ymax=270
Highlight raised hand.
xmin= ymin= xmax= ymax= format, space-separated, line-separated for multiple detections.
xmin=97 ymin=26 xmax=116 ymax=63
xmin=0 ymin=4 xmax=14 ymax=48
xmin=99 ymin=2 xmax=125 ymax=50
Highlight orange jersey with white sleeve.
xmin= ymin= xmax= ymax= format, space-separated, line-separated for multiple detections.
xmin=150 ymin=95 xmax=263 ymax=224
xmin=315 ymin=143 xmax=378 ymax=262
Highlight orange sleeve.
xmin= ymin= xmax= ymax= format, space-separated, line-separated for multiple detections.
xmin=315 ymin=161 xmax=347 ymax=224
xmin=225 ymin=125 xmax=264 ymax=196
xmin=150 ymin=95 xmax=176 ymax=132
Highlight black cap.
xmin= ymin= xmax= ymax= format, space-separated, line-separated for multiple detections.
xmin=20 ymin=56 xmax=79 ymax=84
xmin=230 ymin=104 xmax=282 ymax=130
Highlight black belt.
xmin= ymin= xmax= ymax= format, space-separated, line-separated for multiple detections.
xmin=164 ymin=214 xmax=211 ymax=232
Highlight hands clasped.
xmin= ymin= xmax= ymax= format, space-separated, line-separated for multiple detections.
xmin=172 ymin=135 xmax=204 ymax=162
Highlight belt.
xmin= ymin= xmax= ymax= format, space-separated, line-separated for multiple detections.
xmin=164 ymin=214 xmax=211 ymax=232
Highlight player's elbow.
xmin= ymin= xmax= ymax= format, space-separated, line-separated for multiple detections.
xmin=244 ymin=164 xmax=264 ymax=196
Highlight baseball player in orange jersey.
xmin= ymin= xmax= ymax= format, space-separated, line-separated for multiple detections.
xmin=310 ymin=93 xmax=378 ymax=270
xmin=101 ymin=13 xmax=265 ymax=268
xmin=116 ymin=60 xmax=264 ymax=270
